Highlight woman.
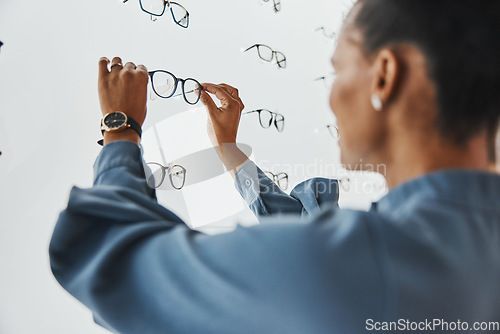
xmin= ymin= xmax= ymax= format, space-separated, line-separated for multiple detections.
xmin=488 ymin=129 xmax=499 ymax=172
xmin=50 ymin=0 xmax=500 ymax=333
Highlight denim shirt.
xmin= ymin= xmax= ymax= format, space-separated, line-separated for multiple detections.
xmin=234 ymin=160 xmax=340 ymax=218
xmin=49 ymin=141 xmax=500 ymax=334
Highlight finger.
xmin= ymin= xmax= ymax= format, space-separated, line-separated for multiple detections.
xmin=136 ymin=64 xmax=149 ymax=80
xmin=217 ymin=85 xmax=235 ymax=102
xmin=218 ymin=83 xmax=239 ymax=98
xmin=218 ymin=85 xmax=243 ymax=113
xmin=200 ymin=90 xmax=221 ymax=119
xmin=123 ymin=62 xmax=136 ymax=71
xmin=218 ymin=85 xmax=231 ymax=95
xmin=217 ymin=85 xmax=239 ymax=104
xmin=99 ymin=57 xmax=110 ymax=78
xmin=202 ymin=83 xmax=237 ymax=107
xmin=136 ymin=64 xmax=148 ymax=74
xmin=218 ymin=83 xmax=244 ymax=110
xmin=110 ymin=56 xmax=123 ymax=72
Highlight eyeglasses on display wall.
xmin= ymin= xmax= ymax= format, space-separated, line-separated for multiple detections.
xmin=264 ymin=171 xmax=289 ymax=190
xmin=243 ymin=109 xmax=285 ymax=132
xmin=244 ymin=44 xmax=287 ymax=69
xmin=262 ymin=0 xmax=281 ymax=13
xmin=123 ymin=0 xmax=190 ymax=28
xmin=146 ymin=162 xmax=187 ymax=190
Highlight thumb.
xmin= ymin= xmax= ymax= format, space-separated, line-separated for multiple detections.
xmin=200 ymin=90 xmax=220 ymax=120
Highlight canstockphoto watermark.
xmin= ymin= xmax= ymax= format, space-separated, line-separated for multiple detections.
xmin=366 ymin=318 xmax=500 ymax=332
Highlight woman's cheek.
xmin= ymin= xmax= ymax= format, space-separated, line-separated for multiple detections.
xmin=330 ymin=79 xmax=351 ymax=127
xmin=329 ymin=82 xmax=342 ymax=119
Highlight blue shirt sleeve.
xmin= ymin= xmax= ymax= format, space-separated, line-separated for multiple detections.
xmin=49 ymin=141 xmax=385 ymax=333
xmin=234 ymin=160 xmax=339 ymax=219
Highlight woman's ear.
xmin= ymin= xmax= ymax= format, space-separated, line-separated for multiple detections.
xmin=371 ymin=48 xmax=400 ymax=107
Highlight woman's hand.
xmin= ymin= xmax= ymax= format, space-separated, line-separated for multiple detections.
xmin=200 ymin=83 xmax=249 ymax=178
xmin=98 ymin=56 xmax=149 ymax=145
xmin=200 ymin=83 xmax=245 ymax=148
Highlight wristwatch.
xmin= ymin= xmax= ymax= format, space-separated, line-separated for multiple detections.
xmin=97 ymin=111 xmax=142 ymax=146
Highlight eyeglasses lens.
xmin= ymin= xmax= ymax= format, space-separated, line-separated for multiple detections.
xmin=183 ymin=79 xmax=202 ymax=104
xmin=259 ymin=110 xmax=273 ymax=128
xmin=340 ymin=177 xmax=350 ymax=192
xmin=328 ymin=125 xmax=340 ymax=139
xmin=146 ymin=163 xmax=165 ymax=188
xmin=170 ymin=3 xmax=189 ymax=28
xmin=275 ymin=52 xmax=286 ymax=68
xmin=140 ymin=0 xmax=165 ymax=15
xmin=277 ymin=174 xmax=288 ymax=190
xmin=170 ymin=165 xmax=186 ymax=189
xmin=257 ymin=45 xmax=274 ymax=62
xmin=273 ymin=0 xmax=281 ymax=12
xmin=152 ymin=71 xmax=177 ymax=98
xmin=275 ymin=114 xmax=285 ymax=132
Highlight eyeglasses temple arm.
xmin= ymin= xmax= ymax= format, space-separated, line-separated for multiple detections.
xmin=242 ymin=110 xmax=260 ymax=115
xmin=243 ymin=45 xmax=257 ymax=53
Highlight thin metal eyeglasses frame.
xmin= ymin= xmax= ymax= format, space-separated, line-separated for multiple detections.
xmin=148 ymin=70 xmax=203 ymax=105
xmin=122 ymin=0 xmax=190 ymax=28
xmin=243 ymin=109 xmax=285 ymax=132
xmin=262 ymin=0 xmax=281 ymax=12
xmin=264 ymin=171 xmax=289 ymax=190
xmin=339 ymin=177 xmax=350 ymax=192
xmin=314 ymin=72 xmax=337 ymax=88
xmin=314 ymin=27 xmax=336 ymax=39
xmin=327 ymin=124 xmax=340 ymax=139
xmin=244 ymin=44 xmax=287 ymax=68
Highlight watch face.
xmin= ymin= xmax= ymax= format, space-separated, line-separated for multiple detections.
xmin=104 ymin=112 xmax=127 ymax=130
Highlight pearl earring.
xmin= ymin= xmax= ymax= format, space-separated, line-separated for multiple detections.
xmin=371 ymin=95 xmax=383 ymax=111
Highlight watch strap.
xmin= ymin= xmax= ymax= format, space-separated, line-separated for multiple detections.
xmin=97 ymin=114 xmax=142 ymax=146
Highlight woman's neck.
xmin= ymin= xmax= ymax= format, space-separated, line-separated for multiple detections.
xmin=383 ymin=130 xmax=490 ymax=189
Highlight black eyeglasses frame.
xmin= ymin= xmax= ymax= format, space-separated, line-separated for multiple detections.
xmin=148 ymin=70 xmax=203 ymax=105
